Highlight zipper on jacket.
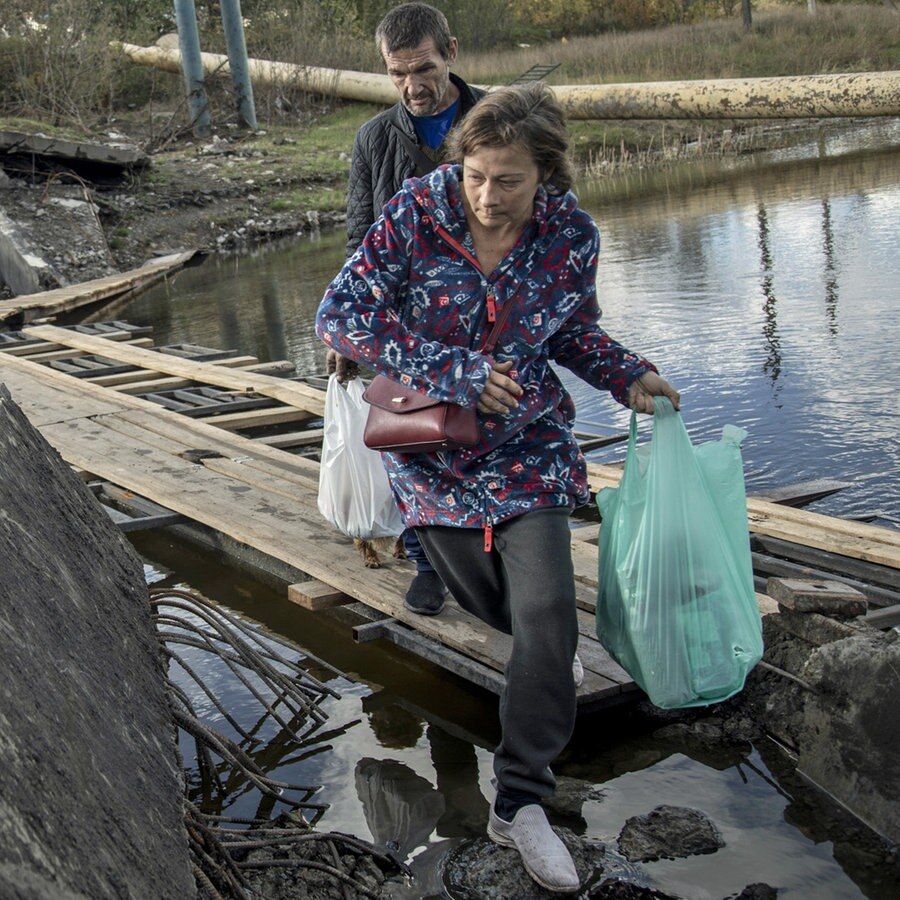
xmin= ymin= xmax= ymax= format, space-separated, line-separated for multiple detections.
xmin=433 ymin=223 xmax=501 ymax=343
xmin=483 ymin=518 xmax=493 ymax=553
xmin=486 ymin=286 xmax=497 ymax=323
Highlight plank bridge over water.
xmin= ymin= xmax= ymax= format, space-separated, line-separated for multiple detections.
xmin=2 ymin=320 xmax=899 ymax=711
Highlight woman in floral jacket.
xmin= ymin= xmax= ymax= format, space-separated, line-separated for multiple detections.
xmin=317 ymin=83 xmax=679 ymax=894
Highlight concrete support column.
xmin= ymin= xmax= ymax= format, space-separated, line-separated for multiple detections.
xmin=219 ymin=0 xmax=257 ymax=130
xmin=173 ymin=0 xmax=211 ymax=138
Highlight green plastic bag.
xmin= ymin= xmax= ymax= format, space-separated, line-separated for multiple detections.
xmin=596 ymin=397 xmax=763 ymax=709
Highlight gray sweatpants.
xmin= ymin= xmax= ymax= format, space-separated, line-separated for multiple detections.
xmin=416 ymin=507 xmax=578 ymax=800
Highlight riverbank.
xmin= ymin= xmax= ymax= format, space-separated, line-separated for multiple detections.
xmin=0 ymin=105 xmax=832 ymax=295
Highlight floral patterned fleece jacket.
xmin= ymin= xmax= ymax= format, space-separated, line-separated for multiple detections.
xmin=316 ymin=163 xmax=657 ymax=534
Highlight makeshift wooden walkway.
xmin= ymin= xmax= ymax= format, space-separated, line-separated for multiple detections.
xmin=2 ymin=322 xmax=899 ymax=711
xmin=0 ymin=252 xmax=196 ymax=327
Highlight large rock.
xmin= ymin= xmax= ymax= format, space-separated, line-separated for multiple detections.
xmin=746 ymin=612 xmax=900 ymax=845
xmin=795 ymin=627 xmax=900 ymax=843
xmin=0 ymin=385 xmax=195 ymax=899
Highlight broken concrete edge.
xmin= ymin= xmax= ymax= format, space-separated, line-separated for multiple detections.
xmin=0 ymin=129 xmax=150 ymax=168
xmin=0 ymin=205 xmax=60 ymax=296
xmin=0 ymin=383 xmax=196 ymax=899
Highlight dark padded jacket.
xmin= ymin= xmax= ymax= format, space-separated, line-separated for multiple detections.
xmin=344 ymin=72 xmax=485 ymax=258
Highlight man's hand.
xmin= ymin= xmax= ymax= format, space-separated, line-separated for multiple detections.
xmin=326 ymin=349 xmax=360 ymax=383
xmin=627 ymin=371 xmax=681 ymax=414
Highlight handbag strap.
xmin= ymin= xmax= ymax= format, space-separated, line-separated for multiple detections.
xmin=480 ymin=291 xmax=518 ymax=353
xmin=435 ymin=225 xmax=520 ymax=355
xmin=390 ymin=122 xmax=441 ymax=176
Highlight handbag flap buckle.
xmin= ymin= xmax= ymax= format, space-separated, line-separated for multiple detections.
xmin=363 ymin=375 xmax=443 ymax=414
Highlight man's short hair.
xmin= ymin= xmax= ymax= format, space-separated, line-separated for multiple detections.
xmin=375 ymin=3 xmax=454 ymax=60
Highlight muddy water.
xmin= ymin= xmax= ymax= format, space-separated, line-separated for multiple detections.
xmin=122 ymin=123 xmax=900 ymax=898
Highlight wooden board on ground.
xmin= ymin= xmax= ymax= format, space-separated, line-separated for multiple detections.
xmin=22 ymin=323 xmax=326 ymax=417
xmin=0 ymin=252 xmax=196 ymax=326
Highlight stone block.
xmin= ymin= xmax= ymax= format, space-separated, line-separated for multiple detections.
xmin=767 ymin=577 xmax=868 ymax=617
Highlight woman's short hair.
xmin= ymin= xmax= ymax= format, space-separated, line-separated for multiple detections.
xmin=376 ymin=3 xmax=454 ymax=60
xmin=447 ymin=83 xmax=575 ymax=193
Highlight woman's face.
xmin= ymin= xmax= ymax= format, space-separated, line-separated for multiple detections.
xmin=461 ymin=144 xmax=542 ymax=233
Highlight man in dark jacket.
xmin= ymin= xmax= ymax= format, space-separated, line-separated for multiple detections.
xmin=329 ymin=3 xmax=484 ymax=616
xmin=343 ymin=2 xmax=485 ymax=258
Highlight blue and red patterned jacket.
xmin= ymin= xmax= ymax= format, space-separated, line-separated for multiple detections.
xmin=316 ymin=163 xmax=657 ymax=532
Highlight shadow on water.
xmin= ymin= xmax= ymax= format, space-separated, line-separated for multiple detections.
xmin=117 ymin=122 xmax=900 ymax=897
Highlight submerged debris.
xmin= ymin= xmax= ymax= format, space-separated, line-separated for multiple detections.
xmin=151 ymin=587 xmax=410 ymax=898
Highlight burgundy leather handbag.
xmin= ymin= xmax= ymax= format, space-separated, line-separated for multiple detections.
xmin=362 ymin=293 xmax=518 ymax=454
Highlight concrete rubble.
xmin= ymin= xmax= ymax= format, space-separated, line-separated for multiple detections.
xmin=0 ymin=130 xmax=146 ymax=295
xmin=0 ymin=384 xmax=195 ymax=899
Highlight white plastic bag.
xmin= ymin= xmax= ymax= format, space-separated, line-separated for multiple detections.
xmin=317 ymin=374 xmax=404 ymax=540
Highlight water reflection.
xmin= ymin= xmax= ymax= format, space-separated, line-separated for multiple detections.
xmin=133 ymin=529 xmax=900 ymax=899
xmin=822 ymin=198 xmax=838 ymax=334
xmin=756 ymin=203 xmax=781 ymax=389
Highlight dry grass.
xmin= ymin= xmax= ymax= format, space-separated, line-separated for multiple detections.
xmin=455 ymin=4 xmax=900 ymax=87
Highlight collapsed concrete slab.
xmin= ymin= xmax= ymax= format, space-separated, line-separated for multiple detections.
xmin=0 ymin=384 xmax=195 ymax=899
xmin=0 ymin=129 xmax=142 ymax=295
xmin=754 ymin=611 xmax=900 ymax=845
xmin=0 ymin=185 xmax=118 ymax=295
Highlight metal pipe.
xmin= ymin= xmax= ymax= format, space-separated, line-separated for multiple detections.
xmin=219 ymin=0 xmax=257 ymax=130
xmin=171 ymin=0 xmax=211 ymax=138
xmin=112 ymin=42 xmax=900 ymax=120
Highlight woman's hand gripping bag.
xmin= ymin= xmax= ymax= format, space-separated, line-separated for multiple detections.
xmin=317 ymin=374 xmax=404 ymax=540
xmin=595 ymin=397 xmax=763 ymax=709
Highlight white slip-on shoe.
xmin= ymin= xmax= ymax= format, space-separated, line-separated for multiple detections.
xmin=572 ymin=652 xmax=584 ymax=687
xmin=488 ymin=804 xmax=580 ymax=893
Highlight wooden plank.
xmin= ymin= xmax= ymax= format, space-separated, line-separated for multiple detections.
xmin=752 ymin=534 xmax=900 ymax=590
xmin=863 ymin=605 xmax=900 ymax=630
xmin=752 ymin=477 xmax=853 ymax=507
xmin=0 ymin=252 xmax=196 ymax=325
xmin=751 ymin=549 xmax=900 ymax=609
xmin=6 ymin=338 xmax=157 ymax=363
xmin=586 ymin=461 xmax=900 ymax=569
xmin=200 ymin=457 xmax=320 ymax=504
xmin=195 ymin=405 xmax=317 ymax=431
xmin=106 ymin=359 xmax=295 ymax=392
xmin=0 ymin=334 xmax=153 ymax=358
xmin=90 ymin=355 xmax=258 ymax=387
xmin=22 ymin=323 xmax=326 ymax=416
xmin=108 ymin=407 xmax=321 ymax=475
xmin=287 ymin=580 xmax=353 ymax=610
xmin=0 ymin=356 xmax=140 ymax=424
xmin=353 ymin=618 xmax=508 ymax=695
xmin=254 ymin=428 xmax=325 ymax=449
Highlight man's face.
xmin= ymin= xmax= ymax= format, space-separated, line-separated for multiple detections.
xmin=382 ymin=36 xmax=458 ymax=117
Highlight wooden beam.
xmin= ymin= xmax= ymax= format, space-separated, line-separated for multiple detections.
xmin=287 ymin=580 xmax=353 ymax=611
xmin=22 ymin=323 xmax=326 ymax=416
xmin=0 ymin=252 xmax=196 ymax=325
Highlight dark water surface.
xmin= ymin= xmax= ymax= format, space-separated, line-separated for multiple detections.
xmin=121 ymin=123 xmax=900 ymax=898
